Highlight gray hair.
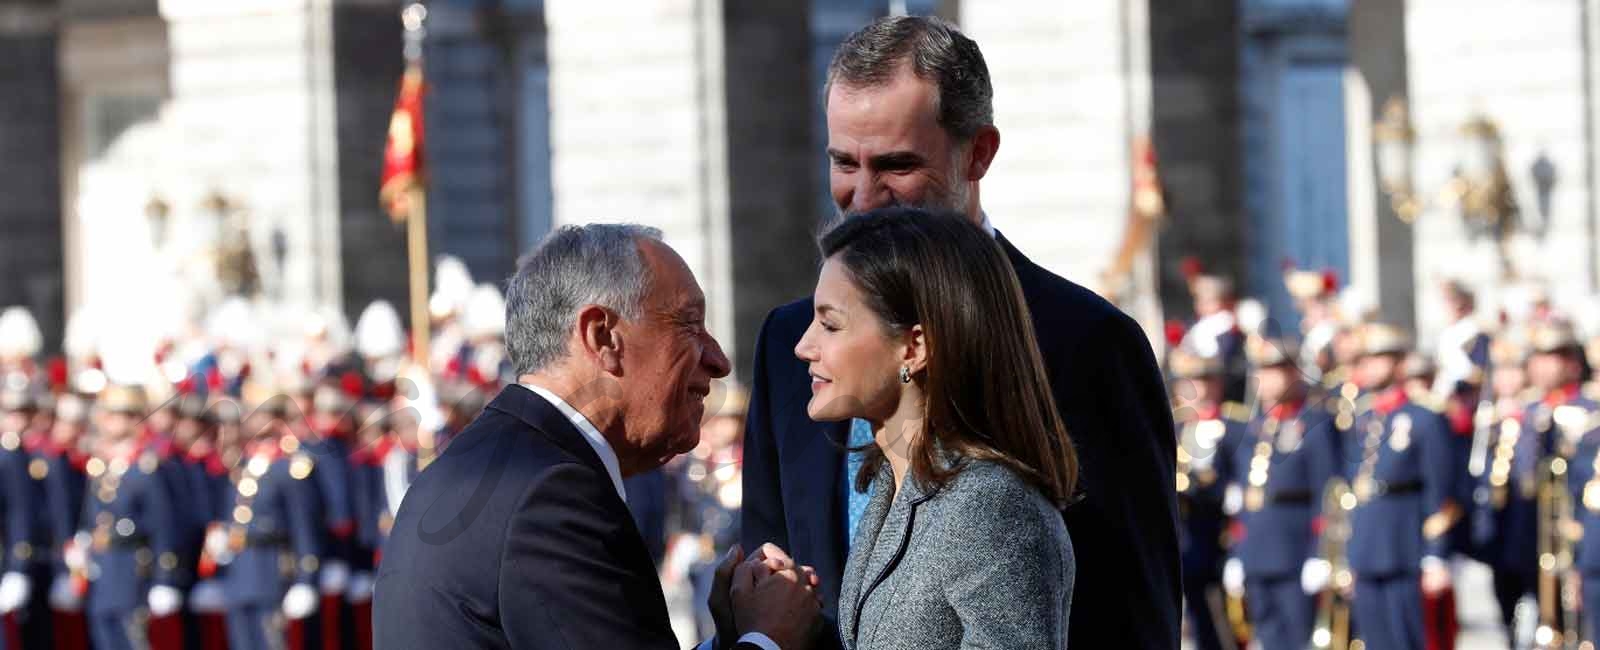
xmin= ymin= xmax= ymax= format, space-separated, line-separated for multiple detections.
xmin=825 ymin=15 xmax=993 ymax=139
xmin=504 ymin=223 xmax=664 ymax=375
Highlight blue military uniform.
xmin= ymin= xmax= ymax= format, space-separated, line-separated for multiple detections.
xmin=1228 ymin=399 xmax=1341 ymax=650
xmin=1 ymin=385 xmax=60 ymax=650
xmin=302 ymin=426 xmax=357 ymax=650
xmin=1344 ymin=386 xmax=1459 ymax=650
xmin=1563 ymin=384 xmax=1600 ymax=643
xmin=216 ymin=440 xmax=324 ymax=650
xmin=81 ymin=434 xmax=183 ymax=650
xmin=0 ymin=425 xmax=41 ymax=650
xmin=1475 ymin=386 xmax=1574 ymax=640
xmin=1177 ymin=400 xmax=1246 ymax=650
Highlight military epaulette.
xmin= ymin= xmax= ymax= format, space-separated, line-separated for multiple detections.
xmin=1353 ymin=393 xmax=1375 ymax=415
xmin=289 ymin=452 xmax=315 ymax=480
xmin=1221 ymin=401 xmax=1251 ymax=422
xmin=1409 ymin=391 xmax=1447 ymax=414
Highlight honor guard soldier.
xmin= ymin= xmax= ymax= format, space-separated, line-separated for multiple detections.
xmin=306 ymin=382 xmax=358 ymax=650
xmin=1478 ymin=320 xmax=1588 ymax=644
xmin=1170 ymin=348 xmax=1246 ymax=650
xmin=1222 ymin=336 xmax=1341 ymax=650
xmin=77 ymin=384 xmax=185 ymax=650
xmin=1343 ymin=324 xmax=1459 ymax=650
xmin=210 ymin=395 xmax=323 ymax=650
xmin=1521 ymin=320 xmax=1593 ymax=646
xmin=172 ymin=393 xmax=230 ymax=650
xmin=1179 ymin=270 xmax=1249 ymax=403
xmin=1558 ymin=326 xmax=1600 ymax=644
xmin=41 ymin=393 xmax=91 ymax=650
xmin=0 ymin=385 xmax=46 ymax=650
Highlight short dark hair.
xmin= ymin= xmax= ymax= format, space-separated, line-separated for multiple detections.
xmin=825 ymin=15 xmax=994 ymax=140
xmin=820 ymin=207 xmax=1077 ymax=508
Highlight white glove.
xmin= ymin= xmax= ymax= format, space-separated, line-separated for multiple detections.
xmin=1301 ymin=558 xmax=1332 ymax=595
xmin=64 ymin=535 xmax=89 ymax=573
xmin=189 ymin=580 xmax=227 ymax=614
xmin=1222 ymin=484 xmax=1244 ymax=516
xmin=319 ymin=560 xmax=349 ymax=595
xmin=0 ymin=572 xmax=31 ymax=613
xmin=147 ymin=584 xmax=184 ymax=617
xmin=1222 ymin=558 xmax=1245 ymax=597
xmin=204 ymin=527 xmax=233 ymax=565
xmin=47 ymin=574 xmax=81 ymax=612
xmin=282 ymin=583 xmax=319 ymax=620
xmin=346 ymin=572 xmax=375 ymax=604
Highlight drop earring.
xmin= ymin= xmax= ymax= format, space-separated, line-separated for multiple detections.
xmin=900 ymin=366 xmax=911 ymax=384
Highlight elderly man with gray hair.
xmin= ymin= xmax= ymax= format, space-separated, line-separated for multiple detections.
xmin=375 ymin=224 xmax=821 ymax=650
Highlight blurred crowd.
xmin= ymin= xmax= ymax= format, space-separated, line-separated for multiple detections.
xmin=0 ymin=254 xmax=747 ymax=650
xmin=1169 ymin=266 xmax=1600 ymax=650
xmin=15 ymin=247 xmax=1600 ymax=650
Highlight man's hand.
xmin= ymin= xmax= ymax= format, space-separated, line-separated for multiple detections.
xmin=709 ymin=545 xmax=746 ymax=648
xmin=1420 ymin=563 xmax=1452 ymax=596
xmin=712 ymin=543 xmax=814 ymax=649
xmin=731 ymin=546 xmax=820 ymax=650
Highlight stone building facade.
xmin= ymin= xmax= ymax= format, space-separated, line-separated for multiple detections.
xmin=4 ymin=0 xmax=1594 ymax=378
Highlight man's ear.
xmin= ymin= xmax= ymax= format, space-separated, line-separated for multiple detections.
xmin=577 ymin=304 xmax=624 ymax=375
xmin=902 ymin=324 xmax=929 ymax=376
xmin=964 ymin=125 xmax=1000 ymax=182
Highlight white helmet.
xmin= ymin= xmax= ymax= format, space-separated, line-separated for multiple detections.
xmin=355 ymin=300 xmax=406 ymax=360
xmin=0 ymin=306 xmax=42 ymax=360
xmin=462 ymin=284 xmax=506 ymax=341
xmin=430 ymin=256 xmax=475 ymax=320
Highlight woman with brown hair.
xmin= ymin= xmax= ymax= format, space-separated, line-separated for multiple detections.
xmin=795 ymin=206 xmax=1077 ymax=650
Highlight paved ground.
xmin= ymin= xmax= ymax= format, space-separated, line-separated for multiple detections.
xmin=1456 ymin=560 xmax=1510 ymax=649
xmin=1182 ymin=560 xmax=1513 ymax=649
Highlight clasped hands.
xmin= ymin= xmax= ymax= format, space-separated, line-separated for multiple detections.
xmin=708 ymin=543 xmax=823 ymax=650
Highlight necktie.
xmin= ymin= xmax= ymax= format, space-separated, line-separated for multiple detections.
xmin=845 ymin=418 xmax=877 ymax=544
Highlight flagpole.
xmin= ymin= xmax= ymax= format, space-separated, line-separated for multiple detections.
xmin=407 ymin=185 xmax=430 ymax=371
xmin=401 ymin=2 xmax=430 ymax=372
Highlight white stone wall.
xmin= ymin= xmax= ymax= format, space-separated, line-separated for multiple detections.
xmin=1406 ymin=0 xmax=1594 ymax=334
xmin=66 ymin=0 xmax=343 ymax=320
xmin=544 ymin=0 xmax=736 ymax=367
xmin=959 ymin=1 xmax=1146 ymax=306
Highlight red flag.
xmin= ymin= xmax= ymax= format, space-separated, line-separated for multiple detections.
xmin=380 ymin=64 xmax=426 ymax=222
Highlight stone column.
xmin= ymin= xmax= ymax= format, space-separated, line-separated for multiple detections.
xmin=722 ymin=0 xmax=821 ymax=380
xmin=0 ymin=0 xmax=65 ymax=352
xmin=1148 ymin=0 xmax=1244 ymax=323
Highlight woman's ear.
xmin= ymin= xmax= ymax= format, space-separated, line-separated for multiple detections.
xmin=902 ymin=323 xmax=929 ymax=376
xmin=577 ymin=304 xmax=624 ymax=375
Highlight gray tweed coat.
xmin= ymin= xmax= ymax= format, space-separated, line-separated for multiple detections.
xmin=837 ymin=457 xmax=1074 ymax=650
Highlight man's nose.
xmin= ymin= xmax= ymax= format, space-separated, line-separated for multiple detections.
xmin=850 ymin=173 xmax=892 ymax=213
xmin=703 ymin=336 xmax=732 ymax=379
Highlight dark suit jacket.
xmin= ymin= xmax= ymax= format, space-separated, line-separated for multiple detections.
xmin=741 ymin=232 xmax=1181 ymax=649
xmin=374 ymin=385 xmax=762 ymax=649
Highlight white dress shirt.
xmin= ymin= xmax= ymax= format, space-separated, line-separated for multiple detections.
xmin=519 ymin=384 xmax=779 ymax=650
xmin=521 ymin=383 xmax=627 ymax=504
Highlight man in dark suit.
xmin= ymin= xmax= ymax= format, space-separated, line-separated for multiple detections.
xmin=375 ymin=224 xmax=820 ymax=650
xmin=741 ymin=16 xmax=1180 ymax=650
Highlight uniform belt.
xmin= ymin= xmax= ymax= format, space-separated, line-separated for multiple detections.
xmin=106 ymin=533 xmax=150 ymax=550
xmin=1370 ymin=480 xmax=1423 ymax=498
xmin=244 ymin=532 xmax=290 ymax=548
xmin=1267 ymin=490 xmax=1314 ymax=505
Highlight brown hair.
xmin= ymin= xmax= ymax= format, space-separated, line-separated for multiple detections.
xmin=820 ymin=207 xmax=1078 ymax=508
